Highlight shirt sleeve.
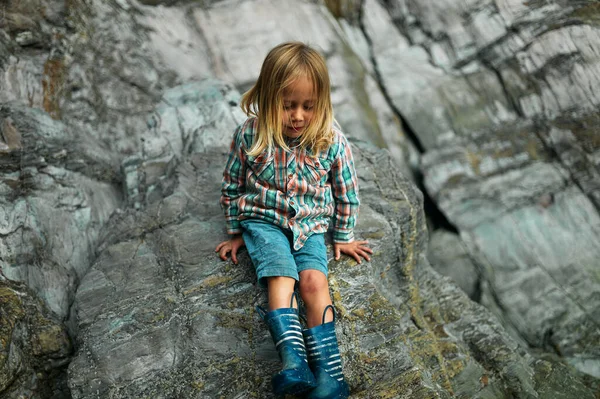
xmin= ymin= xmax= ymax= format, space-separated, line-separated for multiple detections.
xmin=330 ymin=133 xmax=360 ymax=243
xmin=220 ymin=122 xmax=247 ymax=235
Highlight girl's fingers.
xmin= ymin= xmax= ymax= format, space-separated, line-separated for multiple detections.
xmin=337 ymin=243 xmax=373 ymax=262
xmin=231 ymin=248 xmax=238 ymax=264
xmin=354 ymin=250 xmax=368 ymax=262
xmin=215 ymin=242 xmax=224 ymax=252
xmin=350 ymin=248 xmax=370 ymax=262
xmin=219 ymin=246 xmax=230 ymax=261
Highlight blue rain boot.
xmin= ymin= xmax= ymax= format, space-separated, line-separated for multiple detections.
xmin=303 ymin=305 xmax=350 ymax=399
xmin=257 ymin=293 xmax=317 ymax=396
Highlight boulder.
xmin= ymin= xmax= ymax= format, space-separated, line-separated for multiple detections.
xmin=68 ymin=81 xmax=598 ymax=398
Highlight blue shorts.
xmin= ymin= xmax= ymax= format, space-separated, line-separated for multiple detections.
xmin=240 ymin=219 xmax=328 ymax=288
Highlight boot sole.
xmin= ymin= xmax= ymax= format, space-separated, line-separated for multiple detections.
xmin=305 ymin=367 xmax=350 ymax=399
xmin=272 ymin=368 xmax=317 ymax=396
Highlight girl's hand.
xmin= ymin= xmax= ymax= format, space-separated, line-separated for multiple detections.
xmin=215 ymin=235 xmax=245 ymax=264
xmin=334 ymin=240 xmax=373 ymax=264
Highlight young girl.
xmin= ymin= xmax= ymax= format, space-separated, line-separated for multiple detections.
xmin=215 ymin=42 xmax=372 ymax=399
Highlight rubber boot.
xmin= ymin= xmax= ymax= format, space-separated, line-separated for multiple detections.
xmin=302 ymin=305 xmax=349 ymax=399
xmin=257 ymin=293 xmax=317 ymax=396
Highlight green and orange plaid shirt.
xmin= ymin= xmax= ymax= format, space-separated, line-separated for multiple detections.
xmin=220 ymin=117 xmax=360 ymax=250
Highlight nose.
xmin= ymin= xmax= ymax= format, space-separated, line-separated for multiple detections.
xmin=291 ymin=107 xmax=304 ymax=122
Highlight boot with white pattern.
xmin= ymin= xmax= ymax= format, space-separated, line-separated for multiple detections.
xmin=302 ymin=305 xmax=349 ymax=399
xmin=257 ymin=293 xmax=317 ymax=396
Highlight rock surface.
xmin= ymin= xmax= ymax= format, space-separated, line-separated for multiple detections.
xmin=345 ymin=0 xmax=600 ymax=377
xmin=0 ymin=103 xmax=121 ymax=319
xmin=0 ymin=279 xmax=71 ymax=398
xmin=427 ymin=229 xmax=480 ymax=300
xmin=1 ymin=0 xmax=599 ymax=397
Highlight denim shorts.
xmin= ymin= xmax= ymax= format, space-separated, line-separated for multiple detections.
xmin=240 ymin=219 xmax=328 ymax=288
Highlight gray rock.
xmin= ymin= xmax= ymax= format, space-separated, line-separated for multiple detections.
xmin=1 ymin=0 xmax=599 ymax=396
xmin=0 ymin=0 xmax=66 ymax=114
xmin=0 ymin=104 xmax=121 ymax=318
xmin=342 ymin=0 xmax=600 ymax=378
xmin=427 ymin=229 xmax=479 ymax=299
xmin=121 ymin=79 xmax=247 ymax=208
xmin=59 ymin=0 xmax=179 ymax=155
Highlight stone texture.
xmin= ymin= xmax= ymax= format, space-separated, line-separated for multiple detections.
xmin=427 ymin=229 xmax=479 ymax=299
xmin=121 ymin=79 xmax=247 ymax=209
xmin=0 ymin=0 xmax=67 ymax=116
xmin=0 ymin=279 xmax=71 ymax=398
xmin=60 ymin=0 xmax=177 ymax=155
xmin=0 ymin=104 xmax=121 ymax=318
xmin=1 ymin=0 xmax=599 ymax=396
xmin=345 ymin=0 xmax=600 ymax=378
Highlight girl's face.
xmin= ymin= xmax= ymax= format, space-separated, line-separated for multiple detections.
xmin=281 ymin=76 xmax=316 ymax=139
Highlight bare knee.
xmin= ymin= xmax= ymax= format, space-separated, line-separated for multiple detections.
xmin=298 ymin=270 xmax=329 ymax=299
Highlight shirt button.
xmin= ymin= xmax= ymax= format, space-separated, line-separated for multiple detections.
xmin=316 ymin=162 xmax=320 ymax=166
xmin=290 ymin=200 xmax=295 ymax=205
xmin=288 ymin=173 xmax=293 ymax=179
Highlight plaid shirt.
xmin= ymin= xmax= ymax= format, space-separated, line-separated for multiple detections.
xmin=220 ymin=117 xmax=360 ymax=250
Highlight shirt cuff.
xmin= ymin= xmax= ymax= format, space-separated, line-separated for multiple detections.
xmin=226 ymin=219 xmax=242 ymax=235
xmin=333 ymin=229 xmax=354 ymax=243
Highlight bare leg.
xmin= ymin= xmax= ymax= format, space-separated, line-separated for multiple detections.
xmin=298 ymin=270 xmax=333 ymax=328
xmin=267 ymin=276 xmax=297 ymax=310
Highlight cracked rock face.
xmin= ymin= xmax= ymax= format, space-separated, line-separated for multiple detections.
xmin=346 ymin=0 xmax=600 ymax=377
xmin=1 ymin=0 xmax=600 ymax=397
xmin=0 ymin=104 xmax=121 ymax=319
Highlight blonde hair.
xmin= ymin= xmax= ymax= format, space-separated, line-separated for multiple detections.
xmin=241 ymin=42 xmax=334 ymax=157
